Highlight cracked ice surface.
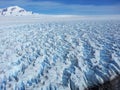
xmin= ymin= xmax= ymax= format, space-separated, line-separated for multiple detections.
xmin=0 ymin=20 xmax=120 ymax=90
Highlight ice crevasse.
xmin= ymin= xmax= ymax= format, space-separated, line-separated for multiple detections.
xmin=0 ymin=20 xmax=120 ymax=90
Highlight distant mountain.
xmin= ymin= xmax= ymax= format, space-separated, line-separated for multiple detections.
xmin=0 ymin=6 xmax=36 ymax=16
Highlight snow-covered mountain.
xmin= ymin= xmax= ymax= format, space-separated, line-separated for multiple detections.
xmin=0 ymin=6 xmax=34 ymax=16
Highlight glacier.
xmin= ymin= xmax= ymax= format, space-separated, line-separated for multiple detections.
xmin=0 ymin=17 xmax=120 ymax=90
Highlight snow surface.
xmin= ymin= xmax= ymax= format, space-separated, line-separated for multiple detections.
xmin=0 ymin=16 xmax=120 ymax=90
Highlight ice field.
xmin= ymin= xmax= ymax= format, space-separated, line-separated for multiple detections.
xmin=0 ymin=16 xmax=120 ymax=90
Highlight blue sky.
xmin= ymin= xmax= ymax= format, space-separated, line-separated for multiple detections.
xmin=0 ymin=0 xmax=120 ymax=15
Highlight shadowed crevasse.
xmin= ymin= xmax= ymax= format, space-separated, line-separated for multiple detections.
xmin=86 ymin=75 xmax=120 ymax=90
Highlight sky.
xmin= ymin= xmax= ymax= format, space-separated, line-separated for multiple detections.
xmin=0 ymin=0 xmax=120 ymax=15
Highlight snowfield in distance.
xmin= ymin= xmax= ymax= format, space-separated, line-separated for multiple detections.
xmin=0 ymin=15 xmax=120 ymax=90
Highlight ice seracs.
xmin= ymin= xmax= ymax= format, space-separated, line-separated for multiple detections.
xmin=0 ymin=20 xmax=120 ymax=90
xmin=0 ymin=6 xmax=33 ymax=16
